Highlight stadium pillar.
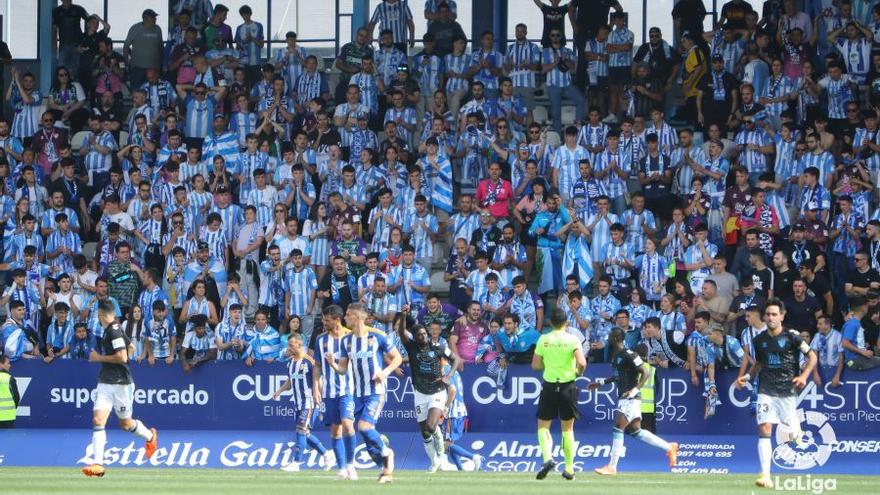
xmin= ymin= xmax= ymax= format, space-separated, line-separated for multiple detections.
xmin=352 ymin=0 xmax=370 ymax=40
xmin=472 ymin=0 xmax=507 ymax=52
xmin=39 ymin=0 xmax=54 ymax=94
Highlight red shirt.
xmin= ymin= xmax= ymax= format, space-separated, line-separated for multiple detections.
xmin=476 ymin=179 xmax=513 ymax=219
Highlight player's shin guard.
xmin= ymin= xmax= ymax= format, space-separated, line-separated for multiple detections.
xmin=360 ymin=428 xmax=387 ymax=464
xmin=609 ymin=428 xmax=624 ymax=469
xmin=449 ymin=443 xmax=475 ymax=460
xmin=295 ymin=432 xmax=309 ymax=462
xmin=307 ymin=434 xmax=328 ymax=455
xmin=128 ymin=419 xmax=154 ymax=441
xmin=423 ymin=436 xmax=438 ymax=464
xmin=447 ymin=450 xmax=464 ymax=470
xmin=92 ymin=425 xmax=107 ymax=465
xmin=561 ymin=430 xmax=575 ymax=474
xmin=332 ymin=437 xmax=346 ymax=469
xmin=537 ymin=427 xmax=553 ymax=463
xmin=343 ymin=432 xmax=357 ymax=466
xmin=631 ymin=428 xmax=672 ymax=451
xmin=758 ymin=436 xmax=772 ymax=477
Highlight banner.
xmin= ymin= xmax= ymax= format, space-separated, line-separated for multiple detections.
xmin=1 ymin=429 xmax=878 ymax=475
xmin=9 ymin=361 xmax=880 ymax=437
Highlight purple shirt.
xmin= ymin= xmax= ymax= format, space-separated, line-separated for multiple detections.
xmin=451 ymin=319 xmax=489 ymax=362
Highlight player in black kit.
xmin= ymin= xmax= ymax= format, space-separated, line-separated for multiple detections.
xmin=589 ymin=328 xmax=678 ymax=475
xmin=82 ymin=300 xmax=159 ymax=477
xmin=397 ymin=317 xmax=462 ymax=472
xmin=736 ymin=299 xmax=816 ymax=489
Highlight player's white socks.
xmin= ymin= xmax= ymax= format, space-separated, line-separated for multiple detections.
xmin=431 ymin=427 xmax=445 ymax=457
xmin=758 ymin=437 xmax=772 ymax=476
xmin=632 ymin=429 xmax=671 ymax=452
xmin=423 ymin=436 xmax=438 ymax=465
xmin=609 ymin=428 xmax=624 ymax=469
xmin=128 ymin=419 xmax=154 ymax=442
xmin=92 ymin=426 xmax=106 ymax=465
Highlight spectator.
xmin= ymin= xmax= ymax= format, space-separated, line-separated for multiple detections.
xmin=842 ymin=297 xmax=880 ymax=371
xmin=368 ymin=0 xmax=415 ymax=52
xmin=52 ymin=0 xmax=90 ymax=78
xmin=426 ymin=3 xmax=466 ymax=57
xmin=123 ymin=9 xmax=164 ymax=89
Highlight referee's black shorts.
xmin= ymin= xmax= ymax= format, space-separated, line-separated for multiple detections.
xmin=537 ymin=380 xmax=580 ymax=421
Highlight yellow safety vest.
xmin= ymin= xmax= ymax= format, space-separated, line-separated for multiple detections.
xmin=0 ymin=372 xmax=15 ymax=422
xmin=640 ymin=364 xmax=656 ymax=413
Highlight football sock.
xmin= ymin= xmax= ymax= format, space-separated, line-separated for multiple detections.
xmin=343 ymin=432 xmax=357 ymax=466
xmin=423 ymin=436 xmax=438 ymax=464
xmin=332 ymin=437 xmax=346 ymax=469
xmin=307 ymin=434 xmax=328 ymax=455
xmin=92 ymin=426 xmax=106 ymax=465
xmin=537 ymin=427 xmax=553 ymax=463
xmin=448 ymin=450 xmax=464 ymax=470
xmin=128 ymin=419 xmax=153 ymax=442
xmin=758 ymin=436 xmax=772 ymax=477
xmin=609 ymin=428 xmax=624 ymax=469
xmin=361 ymin=427 xmax=389 ymax=457
xmin=632 ymin=428 xmax=671 ymax=451
xmin=449 ymin=443 xmax=475 ymax=460
xmin=431 ymin=427 xmax=445 ymax=457
xmin=295 ymin=432 xmax=308 ymax=462
xmin=561 ymin=430 xmax=575 ymax=474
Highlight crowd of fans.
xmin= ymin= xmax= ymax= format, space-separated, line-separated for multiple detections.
xmin=0 ymin=0 xmax=879 ymax=390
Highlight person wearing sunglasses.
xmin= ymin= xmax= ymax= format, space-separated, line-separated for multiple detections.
xmin=47 ymin=66 xmax=89 ymax=134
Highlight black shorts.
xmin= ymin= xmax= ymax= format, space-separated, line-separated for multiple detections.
xmin=607 ymin=67 xmax=631 ymax=86
xmin=537 ymin=380 xmax=580 ymax=421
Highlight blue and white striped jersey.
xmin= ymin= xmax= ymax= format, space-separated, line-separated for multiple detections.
xmin=140 ymin=80 xmax=177 ymax=115
xmin=216 ymin=319 xmax=251 ymax=361
xmin=608 ymin=28 xmax=634 ymax=67
xmin=670 ymin=146 xmax=707 ymax=194
xmin=314 ymin=330 xmax=353 ymax=398
xmin=835 ymin=38 xmax=871 ymax=83
xmin=635 ymin=252 xmax=668 ymax=301
xmin=340 ymin=328 xmax=395 ymax=396
xmin=369 ymin=204 xmax=403 ymax=251
xmin=210 ymin=204 xmax=245 ymax=244
xmin=144 ymin=315 xmax=177 ymax=358
xmin=183 ymin=95 xmax=215 ymax=139
xmin=363 ymin=292 xmax=398 ymax=332
xmin=46 ymin=229 xmax=81 ymax=274
xmin=594 ymin=147 xmax=630 ymax=198
xmin=853 ymin=127 xmax=880 ymax=172
xmin=582 ymin=211 xmax=619 ymax=262
xmin=491 ymin=241 xmax=526 ymax=290
xmin=295 ymin=72 xmax=328 ymax=106
xmin=444 ymin=363 xmax=468 ymax=418
xmin=734 ymin=128 xmax=770 ymax=173
xmin=586 ymin=38 xmax=609 ymax=81
xmin=388 ymin=263 xmax=430 ymax=306
xmin=818 ymin=74 xmax=854 ymax=120
xmin=182 ymin=330 xmax=217 ymax=359
xmin=762 ymin=75 xmax=795 ymax=117
xmin=506 ymin=41 xmax=541 ymax=88
xmin=552 ymin=144 xmax=590 ymax=198
xmin=384 ymin=106 xmax=418 ymax=143
xmin=350 ymin=71 xmax=383 ymax=114
xmin=448 ymin=212 xmax=480 ymax=244
xmin=245 ymin=326 xmax=282 ymax=361
xmin=797 ymin=150 xmax=834 ymax=185
xmin=647 ymin=121 xmax=678 ymax=156
xmin=245 ymin=185 xmax=278 ymax=226
xmin=234 ymin=21 xmax=264 ymax=66
xmin=283 ymin=266 xmax=318 ymax=318
xmin=10 ymin=87 xmax=42 ymax=139
xmin=444 ymin=52 xmax=471 ymax=94
xmin=683 ymin=241 xmax=718 ymax=294
xmin=810 ymin=329 xmax=843 ymax=367
xmin=286 ymin=356 xmax=316 ymax=411
xmin=414 ymin=52 xmax=444 ymax=94
xmin=714 ymin=39 xmax=744 ymax=76
xmin=470 ymin=48 xmax=502 ymax=89
xmin=274 ymin=46 xmax=308 ymax=90
xmin=542 ymin=47 xmax=575 ymax=87
xmin=600 ymin=241 xmax=634 ymax=285
xmin=82 ymin=131 xmax=117 ymax=173
xmin=46 ymin=319 xmax=74 ymax=351
xmin=229 ymin=112 xmax=258 ymax=147
xmin=621 ymin=208 xmax=657 ymax=254
xmin=370 ymin=0 xmax=414 ymax=44
xmin=589 ymin=294 xmax=620 ymax=343
xmin=375 ymin=47 xmax=408 ymax=86
xmin=465 ymin=268 xmax=501 ymax=303
xmin=402 ymin=210 xmax=439 ymax=258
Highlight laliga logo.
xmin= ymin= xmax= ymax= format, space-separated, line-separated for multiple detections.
xmin=772 ymin=409 xmax=836 ymax=470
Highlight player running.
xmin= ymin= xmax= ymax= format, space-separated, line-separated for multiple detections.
xmin=533 ymin=308 xmax=587 ymax=481
xmin=312 ymin=305 xmax=357 ymax=480
xmin=590 ymin=327 xmax=679 ymax=475
xmin=444 ymin=358 xmax=484 ymax=471
xmin=273 ymin=333 xmax=334 ymax=472
xmin=326 ymin=303 xmax=402 ymax=483
xmin=736 ymin=299 xmax=816 ymax=489
xmin=395 ymin=318 xmax=463 ymax=472
xmin=82 ymin=300 xmax=158 ymax=477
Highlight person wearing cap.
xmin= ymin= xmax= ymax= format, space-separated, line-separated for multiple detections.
xmin=696 ymin=53 xmax=740 ymax=133
xmin=206 ymin=30 xmax=242 ymax=83
xmin=368 ymin=0 xmax=416 ymax=52
xmin=273 ymin=31 xmax=308 ymax=92
xmin=123 ymin=9 xmax=164 ymax=89
xmin=184 ymin=239 xmax=228 ymax=300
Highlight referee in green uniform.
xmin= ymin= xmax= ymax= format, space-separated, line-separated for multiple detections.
xmin=532 ymin=308 xmax=587 ymax=481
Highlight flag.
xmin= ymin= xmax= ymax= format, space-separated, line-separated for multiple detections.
xmin=562 ymin=235 xmax=593 ymax=290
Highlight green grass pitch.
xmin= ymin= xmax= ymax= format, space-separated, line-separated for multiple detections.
xmin=0 ymin=468 xmax=872 ymax=495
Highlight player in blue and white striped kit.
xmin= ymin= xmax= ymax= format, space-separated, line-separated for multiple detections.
xmin=273 ymin=333 xmax=334 ymax=472
xmin=368 ymin=0 xmax=415 ymax=51
xmin=326 ymin=303 xmax=402 ymax=483
xmin=327 ymin=303 xmax=403 ymax=483
xmin=312 ymin=305 xmax=357 ymax=480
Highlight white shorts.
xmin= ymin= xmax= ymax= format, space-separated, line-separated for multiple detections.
xmin=413 ymin=389 xmax=447 ymax=422
xmin=94 ymin=383 xmax=135 ymax=419
xmin=756 ymin=393 xmax=797 ymax=426
xmin=615 ymin=398 xmax=642 ymax=423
